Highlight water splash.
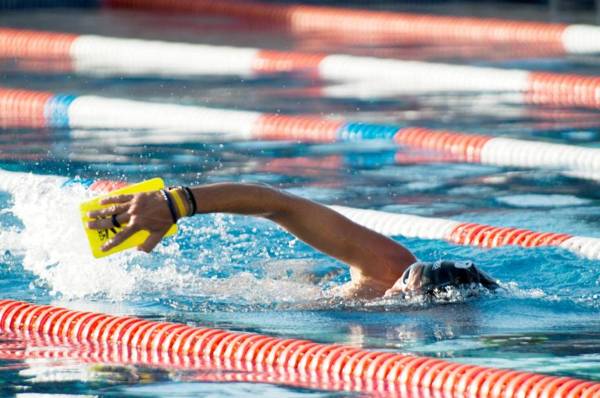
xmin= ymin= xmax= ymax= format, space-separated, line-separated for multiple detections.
xmin=0 ymin=171 xmax=325 ymax=304
xmin=0 ymin=171 xmax=139 ymax=299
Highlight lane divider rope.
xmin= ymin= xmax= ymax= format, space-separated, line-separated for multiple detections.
xmin=2 ymin=87 xmax=600 ymax=173
xmin=0 ymin=332 xmax=412 ymax=395
xmin=1 ymin=299 xmax=599 ymax=397
xmin=2 ymin=28 xmax=600 ymax=109
xmin=102 ymin=0 xmax=600 ymax=55
xmin=328 ymin=205 xmax=600 ymax=261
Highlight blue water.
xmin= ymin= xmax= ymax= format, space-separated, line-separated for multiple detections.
xmin=1 ymin=2 xmax=600 ymax=397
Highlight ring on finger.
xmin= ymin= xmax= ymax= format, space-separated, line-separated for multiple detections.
xmin=111 ymin=214 xmax=122 ymax=228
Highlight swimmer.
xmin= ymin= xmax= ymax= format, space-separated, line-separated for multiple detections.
xmin=87 ymin=183 xmax=498 ymax=299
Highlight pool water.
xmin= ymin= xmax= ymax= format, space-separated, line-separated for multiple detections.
xmin=1 ymin=2 xmax=600 ymax=397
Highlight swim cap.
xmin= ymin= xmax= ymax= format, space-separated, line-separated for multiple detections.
xmin=400 ymin=260 xmax=499 ymax=294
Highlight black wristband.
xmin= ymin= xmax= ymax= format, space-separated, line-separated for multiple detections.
xmin=160 ymin=189 xmax=178 ymax=224
xmin=182 ymin=186 xmax=197 ymax=215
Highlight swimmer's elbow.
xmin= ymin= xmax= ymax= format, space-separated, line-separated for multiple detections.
xmin=262 ymin=190 xmax=316 ymax=225
xmin=258 ymin=186 xmax=296 ymax=221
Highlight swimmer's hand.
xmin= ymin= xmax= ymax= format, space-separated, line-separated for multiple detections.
xmin=383 ymin=263 xmax=424 ymax=297
xmin=87 ymin=191 xmax=174 ymax=253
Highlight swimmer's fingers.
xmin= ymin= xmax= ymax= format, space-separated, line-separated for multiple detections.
xmin=88 ymin=203 xmax=130 ymax=220
xmin=137 ymin=230 xmax=168 ymax=253
xmin=87 ymin=212 xmax=131 ymax=230
xmin=101 ymin=225 xmax=140 ymax=251
xmin=99 ymin=194 xmax=134 ymax=206
xmin=408 ymin=264 xmax=425 ymax=290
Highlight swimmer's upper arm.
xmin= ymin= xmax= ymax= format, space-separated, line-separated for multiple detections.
xmin=266 ymin=190 xmax=416 ymax=285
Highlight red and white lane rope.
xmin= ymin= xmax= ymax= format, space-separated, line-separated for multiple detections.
xmin=0 ymin=342 xmax=396 ymax=395
xmin=2 ymin=87 xmax=600 ymax=174
xmin=329 ymin=206 xmax=600 ymax=261
xmin=103 ymin=0 xmax=600 ymax=54
xmin=0 ymin=331 xmax=444 ymax=394
xmin=2 ymin=28 xmax=600 ymax=109
xmin=1 ymin=300 xmax=599 ymax=397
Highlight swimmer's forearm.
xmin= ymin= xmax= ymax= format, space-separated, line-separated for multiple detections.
xmin=190 ymin=183 xmax=371 ymax=263
xmin=190 ymin=183 xmax=288 ymax=217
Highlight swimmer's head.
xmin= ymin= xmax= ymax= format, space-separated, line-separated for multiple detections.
xmin=384 ymin=260 xmax=499 ymax=298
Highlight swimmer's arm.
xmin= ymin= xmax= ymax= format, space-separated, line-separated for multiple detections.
xmin=90 ymin=183 xmax=416 ymax=284
xmin=192 ymin=183 xmax=416 ymax=284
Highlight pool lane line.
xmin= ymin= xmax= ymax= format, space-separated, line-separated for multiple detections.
xmin=329 ymin=205 xmax=600 ymax=261
xmin=2 ymin=28 xmax=600 ymax=110
xmin=2 ymin=0 xmax=600 ymax=56
xmin=0 ymin=333 xmax=425 ymax=395
xmin=3 ymin=170 xmax=598 ymax=260
xmin=1 ymin=299 xmax=600 ymax=398
xmin=0 ymin=328 xmax=500 ymax=396
xmin=3 ymin=87 xmax=600 ymax=174
xmin=101 ymin=0 xmax=600 ymax=55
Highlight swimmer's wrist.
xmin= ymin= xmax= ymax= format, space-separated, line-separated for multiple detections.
xmin=182 ymin=186 xmax=197 ymax=215
xmin=168 ymin=186 xmax=197 ymax=218
xmin=160 ymin=189 xmax=179 ymax=223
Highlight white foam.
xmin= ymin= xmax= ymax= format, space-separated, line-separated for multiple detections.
xmin=0 ymin=229 xmax=26 ymax=254
xmin=1 ymin=174 xmax=138 ymax=299
xmin=500 ymin=282 xmax=548 ymax=300
xmin=135 ymin=264 xmax=323 ymax=305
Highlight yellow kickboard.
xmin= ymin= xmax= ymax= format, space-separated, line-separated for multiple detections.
xmin=80 ymin=178 xmax=177 ymax=258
